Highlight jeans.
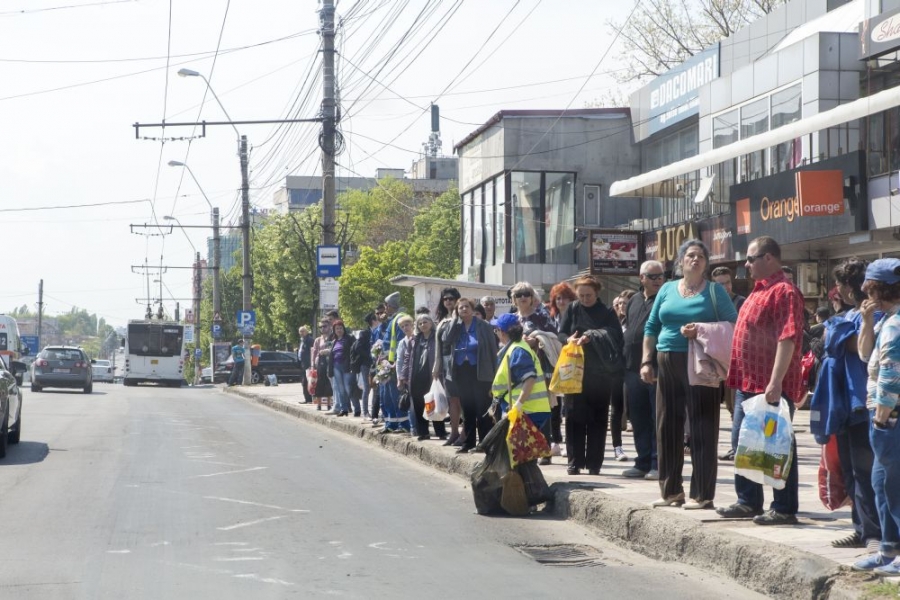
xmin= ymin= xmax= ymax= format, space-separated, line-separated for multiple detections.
xmin=358 ymin=366 xmax=371 ymax=416
xmin=381 ymin=379 xmax=410 ymax=431
xmin=625 ymin=370 xmax=657 ymax=472
xmin=836 ymin=416 xmax=880 ymax=544
xmin=733 ymin=390 xmax=799 ymax=514
xmin=333 ymin=365 xmax=353 ymax=414
xmin=228 ymin=361 xmax=244 ymax=386
xmin=610 ymin=375 xmax=626 ymax=448
xmin=870 ymin=410 xmax=900 ymax=555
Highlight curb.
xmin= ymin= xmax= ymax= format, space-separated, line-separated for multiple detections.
xmin=224 ymin=386 xmax=871 ymax=599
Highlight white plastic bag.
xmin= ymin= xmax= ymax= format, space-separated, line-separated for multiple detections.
xmin=423 ymin=378 xmax=449 ymax=421
xmin=266 ymin=374 xmax=278 ymax=386
xmin=735 ymin=395 xmax=794 ymax=490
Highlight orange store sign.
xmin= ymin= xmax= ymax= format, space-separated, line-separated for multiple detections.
xmin=795 ymin=170 xmax=845 ymax=216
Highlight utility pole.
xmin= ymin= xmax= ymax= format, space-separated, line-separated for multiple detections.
xmin=239 ymin=135 xmax=252 ymax=385
xmin=193 ymin=251 xmax=202 ymax=386
xmin=212 ymin=206 xmax=221 ymax=318
xmin=321 ymin=0 xmax=336 ymax=246
xmin=37 ymin=279 xmax=43 ymax=351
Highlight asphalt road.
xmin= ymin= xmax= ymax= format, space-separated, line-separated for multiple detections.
xmin=0 ymin=383 xmax=766 ymax=599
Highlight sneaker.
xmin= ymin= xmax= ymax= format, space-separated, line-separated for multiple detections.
xmin=683 ymin=499 xmax=714 ymax=510
xmin=752 ymin=510 xmax=798 ymax=526
xmin=551 ymin=443 xmax=562 ymax=457
xmin=621 ymin=467 xmax=648 ymax=478
xmin=644 ymin=469 xmax=659 ymax=480
xmin=716 ymin=503 xmax=763 ymax=519
xmin=875 ymin=559 xmax=900 ymax=576
xmin=614 ymin=446 xmax=628 ymax=462
xmin=718 ymin=448 xmax=735 ymax=462
xmin=853 ymin=552 xmax=895 ymax=572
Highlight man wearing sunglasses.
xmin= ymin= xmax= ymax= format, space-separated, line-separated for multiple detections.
xmin=622 ymin=261 xmax=665 ymax=480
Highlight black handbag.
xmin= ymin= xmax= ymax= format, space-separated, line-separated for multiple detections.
xmin=398 ymin=389 xmax=411 ymax=412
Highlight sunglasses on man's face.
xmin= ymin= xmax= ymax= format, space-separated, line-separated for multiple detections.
xmin=643 ymin=273 xmax=664 ymax=281
xmin=746 ymin=252 xmax=767 ymax=264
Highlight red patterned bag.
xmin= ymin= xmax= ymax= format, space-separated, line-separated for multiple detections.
xmin=506 ymin=405 xmax=551 ymax=468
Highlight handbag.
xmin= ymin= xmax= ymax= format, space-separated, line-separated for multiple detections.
xmin=398 ymin=389 xmax=411 ymax=412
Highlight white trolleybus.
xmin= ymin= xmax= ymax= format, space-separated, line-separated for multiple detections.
xmin=123 ymin=320 xmax=185 ymax=387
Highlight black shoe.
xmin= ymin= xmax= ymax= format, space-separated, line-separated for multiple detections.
xmin=566 ymin=467 xmax=581 ymax=476
xmin=718 ymin=448 xmax=735 ymax=461
xmin=588 ymin=468 xmax=600 ymax=476
xmin=456 ymin=445 xmax=473 ymax=454
xmin=539 ymin=457 xmax=551 ymax=466
xmin=338 ymin=411 xmax=349 ymax=417
xmin=753 ymin=510 xmax=798 ymax=526
xmin=715 ymin=503 xmax=763 ymax=519
xmin=417 ymin=435 xmax=429 ymax=441
xmin=437 ymin=434 xmax=448 ymax=441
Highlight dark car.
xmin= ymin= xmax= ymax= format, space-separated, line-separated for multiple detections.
xmin=31 ymin=346 xmax=93 ymax=393
xmin=215 ymin=351 xmax=304 ymax=385
xmin=0 ymin=360 xmax=23 ymax=458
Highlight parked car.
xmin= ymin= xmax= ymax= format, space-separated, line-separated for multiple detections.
xmin=31 ymin=346 xmax=93 ymax=393
xmin=215 ymin=351 xmax=303 ymax=385
xmin=91 ymin=359 xmax=114 ymax=383
xmin=0 ymin=360 xmax=23 ymax=457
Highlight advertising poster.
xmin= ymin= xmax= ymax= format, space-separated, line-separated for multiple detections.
xmin=590 ymin=230 xmax=641 ymax=275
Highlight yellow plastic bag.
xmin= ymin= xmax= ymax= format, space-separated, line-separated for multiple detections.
xmin=549 ymin=342 xmax=584 ymax=395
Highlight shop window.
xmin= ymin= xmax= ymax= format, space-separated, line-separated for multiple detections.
xmin=495 ymin=176 xmax=507 ymax=265
xmin=511 ymin=172 xmax=542 ymax=264
xmin=473 ymin=187 xmax=484 ymax=273
xmin=461 ymin=191 xmax=472 ymax=275
xmin=545 ymin=173 xmax=575 ymax=264
xmin=740 ymin=97 xmax=769 ymax=181
xmin=484 ymin=179 xmax=495 ymax=266
xmin=770 ymin=84 xmax=802 ymax=174
xmin=713 ymin=110 xmax=739 ymax=149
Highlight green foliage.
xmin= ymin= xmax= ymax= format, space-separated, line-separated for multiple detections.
xmin=338 ymin=177 xmax=420 ymax=249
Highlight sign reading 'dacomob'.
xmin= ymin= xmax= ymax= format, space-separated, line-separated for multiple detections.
xmin=648 ymin=44 xmax=719 ymax=134
xmin=316 ymin=245 xmax=341 ymax=278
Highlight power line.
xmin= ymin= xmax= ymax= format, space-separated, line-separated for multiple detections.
xmin=0 ymin=0 xmax=136 ymax=17
xmin=0 ymin=198 xmax=151 ymax=213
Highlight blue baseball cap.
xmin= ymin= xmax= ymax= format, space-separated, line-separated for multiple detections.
xmin=490 ymin=312 xmax=520 ymax=333
xmin=866 ymin=258 xmax=900 ymax=285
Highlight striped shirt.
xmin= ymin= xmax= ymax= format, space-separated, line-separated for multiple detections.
xmin=867 ymin=308 xmax=900 ymax=410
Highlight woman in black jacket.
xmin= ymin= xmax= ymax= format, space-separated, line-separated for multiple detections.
xmin=405 ymin=314 xmax=447 ymax=441
xmin=558 ymin=275 xmax=625 ymax=475
xmin=327 ymin=320 xmax=355 ymax=417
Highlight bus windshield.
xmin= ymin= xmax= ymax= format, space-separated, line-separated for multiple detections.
xmin=128 ymin=323 xmax=183 ymax=357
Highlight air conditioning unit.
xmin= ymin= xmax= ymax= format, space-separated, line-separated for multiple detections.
xmin=796 ymin=262 xmax=819 ymax=297
xmin=629 ymin=219 xmax=651 ymax=230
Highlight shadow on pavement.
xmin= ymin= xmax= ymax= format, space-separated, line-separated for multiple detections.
xmin=1 ymin=441 xmax=50 ymax=465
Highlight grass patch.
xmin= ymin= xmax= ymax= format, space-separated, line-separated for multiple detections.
xmin=861 ymin=581 xmax=900 ymax=599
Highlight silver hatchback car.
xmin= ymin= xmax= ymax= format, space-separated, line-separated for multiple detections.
xmin=31 ymin=346 xmax=93 ymax=393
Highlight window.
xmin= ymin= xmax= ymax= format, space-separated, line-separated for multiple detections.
xmin=495 ymin=176 xmax=506 ymax=265
xmin=511 ymin=172 xmax=542 ymax=264
xmin=545 ymin=172 xmax=574 ymax=264
xmin=127 ymin=324 xmax=183 ymax=357
xmin=461 ymin=191 xmax=472 ymax=275
xmin=484 ymin=179 xmax=495 ymax=266
xmin=473 ymin=186 xmax=484 ymax=270
xmin=583 ymin=184 xmax=601 ymax=226
xmin=770 ymin=84 xmax=802 ymax=174
xmin=713 ymin=110 xmax=739 ymax=149
xmin=740 ymin=98 xmax=769 ymax=181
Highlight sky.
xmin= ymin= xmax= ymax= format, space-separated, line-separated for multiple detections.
xmin=0 ymin=0 xmax=636 ymax=328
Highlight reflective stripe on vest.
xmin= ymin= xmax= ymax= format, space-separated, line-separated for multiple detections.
xmin=387 ymin=312 xmax=409 ymax=363
xmin=492 ymin=340 xmax=550 ymax=414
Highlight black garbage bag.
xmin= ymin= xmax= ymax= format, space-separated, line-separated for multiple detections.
xmin=470 ymin=417 xmax=511 ymax=515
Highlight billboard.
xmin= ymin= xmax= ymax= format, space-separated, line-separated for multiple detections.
xmin=647 ymin=44 xmax=719 ymax=134
xmin=860 ymin=6 xmax=900 ymax=59
xmin=590 ymin=230 xmax=641 ymax=275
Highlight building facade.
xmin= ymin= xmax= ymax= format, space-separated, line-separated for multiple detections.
xmin=454 ymin=109 xmax=642 ymax=292
xmin=609 ymin=0 xmax=900 ymax=303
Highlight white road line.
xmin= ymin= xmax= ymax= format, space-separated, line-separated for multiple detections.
xmin=214 ymin=542 xmax=248 ymax=546
xmin=232 ymin=573 xmax=294 ymax=586
xmin=214 ymin=557 xmax=265 ymax=562
xmin=232 ymin=548 xmax=263 ymax=553
xmin=203 ymin=496 xmax=285 ymax=510
xmin=217 ymin=516 xmax=284 ymax=531
xmin=189 ymin=466 xmax=267 ymax=479
xmin=106 ymin=550 xmax=131 ymax=554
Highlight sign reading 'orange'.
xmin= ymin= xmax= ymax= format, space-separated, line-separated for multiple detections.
xmin=795 ymin=170 xmax=845 ymax=217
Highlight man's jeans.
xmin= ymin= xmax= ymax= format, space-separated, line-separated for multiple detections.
xmin=624 ymin=370 xmax=657 ymax=472
xmin=732 ymin=390 xmax=799 ymax=514
xmin=358 ymin=365 xmax=371 ymax=416
xmin=228 ymin=361 xmax=244 ymax=386
xmin=870 ymin=410 xmax=900 ymax=555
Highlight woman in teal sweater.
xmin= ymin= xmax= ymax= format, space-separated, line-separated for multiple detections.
xmin=641 ymin=239 xmax=737 ymax=510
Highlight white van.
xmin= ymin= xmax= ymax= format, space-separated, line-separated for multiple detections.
xmin=0 ymin=315 xmax=24 ymax=367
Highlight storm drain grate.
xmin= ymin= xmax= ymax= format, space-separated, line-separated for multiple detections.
xmin=513 ymin=545 xmax=606 ymax=568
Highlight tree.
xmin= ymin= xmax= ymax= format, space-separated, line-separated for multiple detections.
xmin=338 ymin=177 xmax=424 ymax=249
xmin=611 ymin=0 xmax=787 ymax=82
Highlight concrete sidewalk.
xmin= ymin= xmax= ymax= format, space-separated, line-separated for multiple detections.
xmin=218 ymin=382 xmax=877 ymax=599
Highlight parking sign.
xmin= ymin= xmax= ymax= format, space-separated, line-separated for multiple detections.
xmin=237 ymin=310 xmax=256 ymax=336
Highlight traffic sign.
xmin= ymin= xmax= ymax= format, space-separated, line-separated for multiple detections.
xmin=183 ymin=324 xmax=195 ymax=343
xmin=213 ymin=311 xmax=222 ymax=322
xmin=184 ymin=309 xmax=194 ymax=323
xmin=316 ymin=245 xmax=341 ymax=278
xmin=212 ymin=324 xmax=222 ymax=340
xmin=237 ymin=310 xmax=256 ymax=336
xmin=319 ymin=278 xmax=339 ymax=310
xmin=194 ymin=348 xmax=202 ymax=359
xmin=20 ymin=335 xmax=39 ymax=356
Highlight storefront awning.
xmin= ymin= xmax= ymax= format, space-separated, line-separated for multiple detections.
xmin=610 ymin=85 xmax=900 ymax=198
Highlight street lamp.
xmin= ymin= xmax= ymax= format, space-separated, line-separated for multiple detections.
xmin=179 ymin=68 xmax=252 ymax=385
xmin=166 ymin=161 xmax=221 ymax=321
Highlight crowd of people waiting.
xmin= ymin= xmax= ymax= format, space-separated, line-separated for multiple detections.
xmin=284 ymin=234 xmax=900 ymax=575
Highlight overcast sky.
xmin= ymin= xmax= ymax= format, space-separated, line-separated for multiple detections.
xmin=0 ymin=0 xmax=635 ymax=328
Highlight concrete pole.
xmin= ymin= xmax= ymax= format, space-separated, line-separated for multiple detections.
xmin=321 ymin=0 xmax=336 ymax=246
xmin=240 ymin=135 xmax=253 ymax=385
xmin=212 ymin=207 xmax=221 ymax=319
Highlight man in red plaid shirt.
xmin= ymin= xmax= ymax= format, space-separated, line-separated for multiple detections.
xmin=716 ymin=236 xmax=805 ymax=525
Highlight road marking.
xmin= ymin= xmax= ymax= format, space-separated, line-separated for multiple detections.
xmin=232 ymin=548 xmax=263 ymax=553
xmin=232 ymin=573 xmax=294 ymax=586
xmin=106 ymin=550 xmax=131 ymax=554
xmin=214 ymin=542 xmax=248 ymax=546
xmin=189 ymin=466 xmax=267 ymax=479
xmin=203 ymin=496 xmax=286 ymax=511
xmin=337 ymin=552 xmax=352 ymax=559
xmin=217 ymin=516 xmax=284 ymax=531
xmin=150 ymin=541 xmax=171 ymax=547
xmin=214 ymin=557 xmax=265 ymax=562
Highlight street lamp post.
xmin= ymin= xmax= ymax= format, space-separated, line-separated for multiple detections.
xmin=166 ymin=161 xmax=221 ymax=321
xmin=178 ymin=68 xmax=252 ymax=386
